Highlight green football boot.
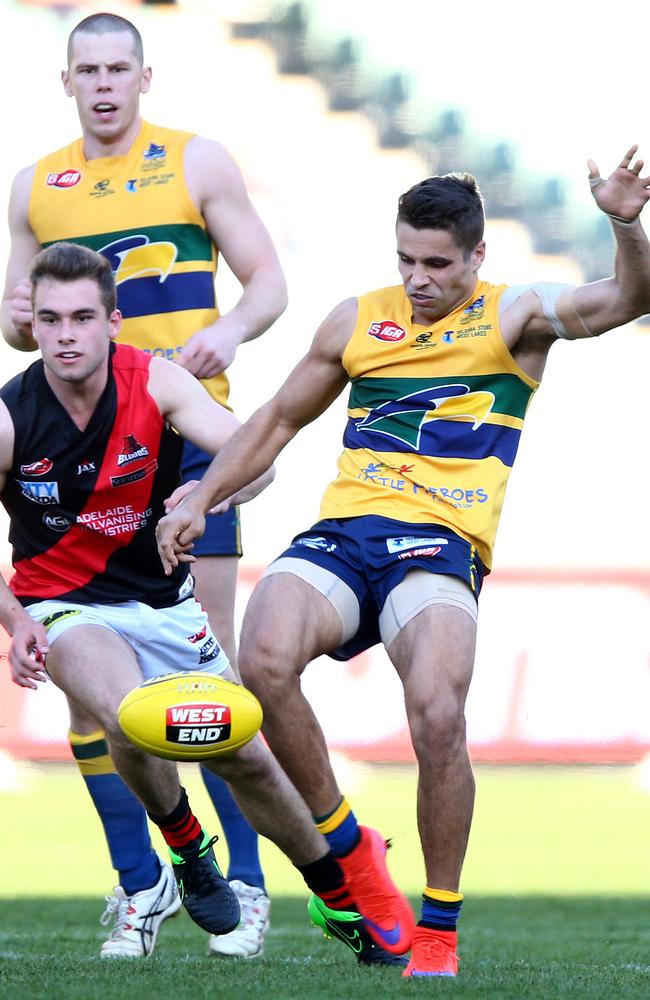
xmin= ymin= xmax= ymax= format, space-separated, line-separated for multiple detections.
xmin=308 ymin=894 xmax=408 ymax=967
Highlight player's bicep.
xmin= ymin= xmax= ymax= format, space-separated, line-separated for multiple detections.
xmin=270 ymin=300 xmax=355 ymax=434
xmin=147 ymin=358 xmax=240 ymax=455
xmin=187 ymin=139 xmax=279 ymax=283
xmin=3 ymin=167 xmax=39 ymax=294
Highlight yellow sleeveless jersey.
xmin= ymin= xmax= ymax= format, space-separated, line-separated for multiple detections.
xmin=318 ymin=281 xmax=539 ymax=569
xmin=28 ymin=120 xmax=228 ymax=405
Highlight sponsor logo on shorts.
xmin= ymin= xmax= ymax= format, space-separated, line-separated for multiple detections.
xmin=367 ymin=320 xmax=406 ymax=342
xmin=17 ymin=480 xmax=60 ymax=504
xmin=386 ymin=536 xmax=449 ymax=554
xmin=199 ymin=641 xmax=219 ymax=665
xmin=165 ymin=703 xmax=231 ymax=746
xmin=77 ymin=460 xmax=95 ymax=475
xmin=110 ymin=459 xmax=158 ymax=488
xmin=397 ymin=546 xmax=441 ymax=561
xmin=46 ymin=170 xmax=81 ymax=188
xmin=294 ymin=536 xmax=337 ymax=553
xmin=125 ymin=179 xmax=138 ymax=193
xmin=40 ymin=609 xmax=82 ymax=629
xmin=117 ymin=435 xmax=149 ymax=466
xmin=42 ymin=513 xmax=73 ymax=532
xmin=187 ymin=625 xmax=207 ymax=644
xmin=20 ymin=458 xmax=53 ymax=476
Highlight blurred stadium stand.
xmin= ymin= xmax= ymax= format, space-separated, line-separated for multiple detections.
xmin=229 ymin=0 xmax=650 ymax=325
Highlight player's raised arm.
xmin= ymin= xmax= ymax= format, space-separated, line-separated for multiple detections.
xmin=156 ymin=298 xmax=355 ymax=573
xmin=0 ymin=166 xmax=41 ymax=352
xmin=177 ymin=138 xmax=288 ymax=380
xmin=503 ymin=147 xmax=650 ymax=346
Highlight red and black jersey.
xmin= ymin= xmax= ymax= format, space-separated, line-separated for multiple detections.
xmin=0 ymin=343 xmax=190 ymax=607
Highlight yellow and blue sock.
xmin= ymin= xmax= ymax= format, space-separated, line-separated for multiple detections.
xmin=70 ymin=729 xmax=160 ymax=896
xmin=200 ymin=766 xmax=265 ymax=890
xmin=420 ymin=887 xmax=464 ymax=930
xmin=314 ymin=797 xmax=361 ymax=857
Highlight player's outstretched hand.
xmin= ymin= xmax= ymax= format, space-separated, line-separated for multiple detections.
xmin=588 ymin=146 xmax=650 ymax=222
xmin=156 ymin=504 xmax=205 ymax=575
xmin=8 ymin=617 xmax=49 ymax=690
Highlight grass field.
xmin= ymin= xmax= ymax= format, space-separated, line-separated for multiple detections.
xmin=1 ymin=761 xmax=649 ymax=998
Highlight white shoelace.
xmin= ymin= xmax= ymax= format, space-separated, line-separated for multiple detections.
xmin=99 ymin=889 xmax=131 ymax=938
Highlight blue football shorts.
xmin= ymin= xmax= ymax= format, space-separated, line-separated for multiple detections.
xmin=181 ymin=439 xmax=242 ymax=558
xmin=264 ymin=515 xmax=485 ymax=660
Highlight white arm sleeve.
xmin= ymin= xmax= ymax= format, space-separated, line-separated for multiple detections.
xmin=499 ymin=282 xmax=574 ymax=339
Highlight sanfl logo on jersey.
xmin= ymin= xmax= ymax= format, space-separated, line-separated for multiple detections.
xmin=367 ymin=321 xmax=406 ymax=343
xmin=143 ymin=142 xmax=166 ymax=160
xmin=459 ymin=296 xmax=485 ymax=324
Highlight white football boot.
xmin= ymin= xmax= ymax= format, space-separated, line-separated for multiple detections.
xmin=207 ymin=880 xmax=270 ymax=958
xmin=99 ymin=863 xmax=181 ymax=957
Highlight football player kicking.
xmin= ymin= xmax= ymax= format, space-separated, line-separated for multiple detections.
xmin=0 ymin=242 xmax=412 ymax=964
xmin=157 ymin=148 xmax=650 ymax=976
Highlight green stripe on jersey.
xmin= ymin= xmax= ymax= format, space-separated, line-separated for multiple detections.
xmin=42 ymin=223 xmax=213 ymax=262
xmin=349 ymin=374 xmax=534 ymax=420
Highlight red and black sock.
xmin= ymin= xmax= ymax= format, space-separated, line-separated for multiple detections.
xmin=148 ymin=786 xmax=202 ymax=850
xmin=297 ymin=851 xmax=357 ymax=911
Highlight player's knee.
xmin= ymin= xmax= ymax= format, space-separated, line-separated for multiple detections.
xmin=407 ymin=692 xmax=467 ymax=759
xmin=239 ymin=631 xmax=295 ymax=696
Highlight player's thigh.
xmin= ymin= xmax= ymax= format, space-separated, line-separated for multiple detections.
xmin=386 ymin=600 xmax=477 ymax=715
xmin=46 ymin=625 xmax=142 ymax=726
xmin=240 ymin=571 xmax=343 ymax=672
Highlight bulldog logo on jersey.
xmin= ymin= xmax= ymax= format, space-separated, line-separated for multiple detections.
xmin=367 ymin=320 xmax=407 ymax=342
xmin=116 ymin=435 xmax=149 ymax=467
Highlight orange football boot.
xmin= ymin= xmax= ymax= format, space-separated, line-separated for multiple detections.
xmin=337 ymin=825 xmax=415 ymax=954
xmin=402 ymin=927 xmax=458 ymax=977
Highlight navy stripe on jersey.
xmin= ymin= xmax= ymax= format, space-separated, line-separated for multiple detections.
xmin=343 ymin=416 xmax=521 ymax=467
xmin=118 ymin=272 xmax=215 ymax=319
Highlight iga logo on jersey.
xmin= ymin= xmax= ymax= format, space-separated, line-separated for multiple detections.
xmin=46 ymin=170 xmax=82 ymax=189
xmin=368 ymin=321 xmax=406 ymax=342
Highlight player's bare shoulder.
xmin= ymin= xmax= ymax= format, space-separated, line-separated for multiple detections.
xmin=184 ymin=135 xmax=245 ymax=205
xmin=8 ymin=163 xmax=36 ymax=216
xmin=312 ymin=297 xmax=359 ymax=363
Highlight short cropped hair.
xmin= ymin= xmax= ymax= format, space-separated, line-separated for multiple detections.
xmin=397 ymin=173 xmax=485 ymax=255
xmin=30 ymin=243 xmax=117 ymax=316
xmin=67 ymin=13 xmax=144 ymax=66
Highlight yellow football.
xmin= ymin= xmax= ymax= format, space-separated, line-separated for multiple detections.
xmin=117 ymin=672 xmax=263 ymax=761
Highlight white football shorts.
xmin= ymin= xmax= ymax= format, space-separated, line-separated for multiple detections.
xmin=25 ymin=596 xmax=230 ymax=680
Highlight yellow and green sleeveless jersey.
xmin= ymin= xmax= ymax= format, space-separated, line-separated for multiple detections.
xmin=319 ymin=281 xmax=539 ymax=569
xmin=28 ymin=120 xmax=228 ymax=405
